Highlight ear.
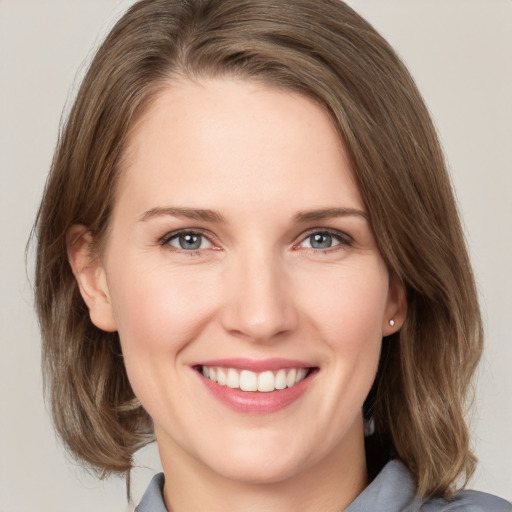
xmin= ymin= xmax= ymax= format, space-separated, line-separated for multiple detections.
xmin=66 ymin=224 xmax=117 ymax=332
xmin=382 ymin=274 xmax=407 ymax=337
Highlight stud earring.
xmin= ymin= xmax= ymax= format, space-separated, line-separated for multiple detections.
xmin=389 ymin=319 xmax=395 ymax=327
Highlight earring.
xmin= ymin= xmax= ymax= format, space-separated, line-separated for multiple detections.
xmin=389 ymin=319 xmax=395 ymax=327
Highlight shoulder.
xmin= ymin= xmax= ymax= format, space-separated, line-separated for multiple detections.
xmin=421 ymin=490 xmax=512 ymax=512
xmin=346 ymin=459 xmax=511 ymax=512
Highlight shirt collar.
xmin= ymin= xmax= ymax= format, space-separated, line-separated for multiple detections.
xmin=346 ymin=459 xmax=424 ymax=512
xmin=136 ymin=460 xmax=423 ymax=512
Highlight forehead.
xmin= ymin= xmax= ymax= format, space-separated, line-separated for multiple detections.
xmin=115 ymin=78 xmax=362 ymax=217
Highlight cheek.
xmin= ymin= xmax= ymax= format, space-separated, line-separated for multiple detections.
xmin=106 ymin=261 xmax=223 ymax=418
xmin=299 ymin=260 xmax=388 ymax=415
xmin=107 ymin=260 xmax=220 ymax=357
xmin=301 ymin=260 xmax=389 ymax=349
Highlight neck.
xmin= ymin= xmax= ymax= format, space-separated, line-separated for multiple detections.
xmin=156 ymin=421 xmax=368 ymax=512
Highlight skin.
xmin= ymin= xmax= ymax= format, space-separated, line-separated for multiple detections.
xmin=68 ymin=79 xmax=406 ymax=512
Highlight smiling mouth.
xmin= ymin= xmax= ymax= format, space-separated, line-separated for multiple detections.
xmin=195 ymin=365 xmax=317 ymax=393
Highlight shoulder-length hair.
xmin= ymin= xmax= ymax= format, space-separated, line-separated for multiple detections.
xmin=34 ymin=0 xmax=482 ymax=498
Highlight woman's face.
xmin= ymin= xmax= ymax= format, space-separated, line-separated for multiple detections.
xmin=79 ymin=79 xmax=404 ymax=484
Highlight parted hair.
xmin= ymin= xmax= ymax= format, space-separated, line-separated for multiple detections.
xmin=34 ymin=0 xmax=483 ymax=498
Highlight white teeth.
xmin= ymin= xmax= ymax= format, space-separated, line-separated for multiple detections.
xmin=296 ymin=368 xmax=307 ymax=383
xmin=217 ymin=367 xmax=227 ymax=386
xmin=257 ymin=371 xmax=275 ymax=392
xmin=275 ymin=369 xmax=287 ymax=390
xmin=239 ymin=370 xmax=258 ymax=391
xmin=226 ymin=368 xmax=239 ymax=389
xmin=286 ymin=368 xmax=297 ymax=388
xmin=200 ymin=366 xmax=310 ymax=392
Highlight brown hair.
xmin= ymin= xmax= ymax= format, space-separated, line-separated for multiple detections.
xmin=33 ymin=0 xmax=482 ymax=498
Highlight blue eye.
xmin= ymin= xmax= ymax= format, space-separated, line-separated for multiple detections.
xmin=165 ymin=232 xmax=212 ymax=251
xmin=299 ymin=231 xmax=348 ymax=250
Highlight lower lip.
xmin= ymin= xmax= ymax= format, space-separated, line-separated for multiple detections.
xmin=196 ymin=370 xmax=316 ymax=415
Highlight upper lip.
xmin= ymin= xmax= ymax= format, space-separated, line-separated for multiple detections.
xmin=192 ymin=358 xmax=315 ymax=372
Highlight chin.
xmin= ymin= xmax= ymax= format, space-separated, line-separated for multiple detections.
xmin=197 ymin=434 xmax=317 ymax=485
xmin=209 ymin=456 xmax=305 ymax=485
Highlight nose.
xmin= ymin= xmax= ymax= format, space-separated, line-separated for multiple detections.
xmin=220 ymin=247 xmax=299 ymax=343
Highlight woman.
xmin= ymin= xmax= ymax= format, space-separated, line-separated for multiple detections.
xmin=33 ymin=0 xmax=511 ymax=510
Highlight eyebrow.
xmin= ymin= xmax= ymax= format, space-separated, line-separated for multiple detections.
xmin=293 ymin=207 xmax=368 ymax=222
xmin=138 ymin=206 xmax=227 ymax=223
xmin=138 ymin=206 xmax=367 ymax=224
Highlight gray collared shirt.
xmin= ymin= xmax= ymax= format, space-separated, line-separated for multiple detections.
xmin=135 ymin=460 xmax=511 ymax=512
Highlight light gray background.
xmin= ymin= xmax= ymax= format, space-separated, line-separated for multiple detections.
xmin=1 ymin=1 xmax=510 ymax=510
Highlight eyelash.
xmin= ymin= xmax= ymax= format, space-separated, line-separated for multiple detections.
xmin=293 ymin=228 xmax=353 ymax=253
xmin=159 ymin=228 xmax=353 ymax=256
xmin=159 ymin=228 xmax=216 ymax=257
